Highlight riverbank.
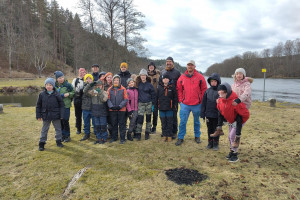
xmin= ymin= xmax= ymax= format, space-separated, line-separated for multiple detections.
xmin=0 ymin=102 xmax=299 ymax=199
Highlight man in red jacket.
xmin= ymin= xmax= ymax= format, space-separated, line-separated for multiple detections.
xmin=175 ymin=60 xmax=207 ymax=146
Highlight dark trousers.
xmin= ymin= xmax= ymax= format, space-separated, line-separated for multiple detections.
xmin=207 ymin=117 xmax=219 ymax=141
xmin=172 ymin=108 xmax=178 ymax=135
xmin=217 ymin=112 xmax=242 ymax=136
xmin=159 ymin=110 xmax=173 ymax=137
xmin=110 ymin=111 xmax=126 ymax=141
xmin=74 ymin=100 xmax=82 ymax=131
xmin=152 ymin=107 xmax=158 ymax=128
xmin=61 ymin=108 xmax=70 ymax=137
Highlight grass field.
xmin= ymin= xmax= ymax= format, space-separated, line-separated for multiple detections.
xmin=0 ymin=101 xmax=299 ymax=200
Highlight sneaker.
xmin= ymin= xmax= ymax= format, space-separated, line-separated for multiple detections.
xmin=229 ymin=152 xmax=239 ymax=162
xmin=210 ymin=127 xmax=224 ymax=137
xmin=195 ymin=137 xmax=201 ymax=144
xmin=232 ymin=136 xmax=240 ymax=148
xmin=64 ymin=137 xmax=71 ymax=142
xmin=226 ymin=151 xmax=234 ymax=159
xmin=120 ymin=140 xmax=125 ymax=144
xmin=175 ymin=139 xmax=184 ymax=146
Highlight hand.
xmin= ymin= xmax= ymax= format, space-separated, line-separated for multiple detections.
xmin=128 ymin=111 xmax=133 ymax=119
xmin=202 ymin=117 xmax=205 ymax=123
xmin=110 ymin=106 xmax=118 ymax=110
xmin=38 ymin=118 xmax=42 ymax=121
xmin=116 ymin=106 xmax=121 ymax=110
xmin=64 ymin=93 xmax=70 ymax=97
xmin=90 ymin=82 xmax=96 ymax=87
xmin=232 ymin=102 xmax=238 ymax=106
xmin=152 ymin=105 xmax=154 ymax=112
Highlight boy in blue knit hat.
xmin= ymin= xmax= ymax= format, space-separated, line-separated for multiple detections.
xmin=36 ymin=78 xmax=65 ymax=151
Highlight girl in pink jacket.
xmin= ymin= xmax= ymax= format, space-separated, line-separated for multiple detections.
xmin=126 ymin=78 xmax=138 ymax=141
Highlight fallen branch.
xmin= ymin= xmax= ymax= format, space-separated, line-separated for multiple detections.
xmin=63 ymin=167 xmax=90 ymax=197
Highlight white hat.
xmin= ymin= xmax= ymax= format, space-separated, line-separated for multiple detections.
xmin=235 ymin=68 xmax=246 ymax=76
xmin=187 ymin=60 xmax=195 ymax=66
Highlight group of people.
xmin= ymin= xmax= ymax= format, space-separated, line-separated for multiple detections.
xmin=36 ymin=56 xmax=252 ymax=162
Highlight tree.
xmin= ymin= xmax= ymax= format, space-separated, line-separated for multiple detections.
xmin=78 ymin=0 xmax=96 ymax=34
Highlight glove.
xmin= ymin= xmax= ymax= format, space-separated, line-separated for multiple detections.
xmin=111 ymin=106 xmax=118 ymax=110
xmin=95 ymin=87 xmax=101 ymax=93
xmin=152 ymin=105 xmax=154 ymax=112
xmin=116 ymin=106 xmax=121 ymax=110
xmin=202 ymin=117 xmax=205 ymax=123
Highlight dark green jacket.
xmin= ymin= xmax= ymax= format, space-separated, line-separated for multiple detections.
xmin=55 ymin=80 xmax=74 ymax=108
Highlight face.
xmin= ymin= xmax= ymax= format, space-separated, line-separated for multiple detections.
xmin=106 ymin=75 xmax=112 ymax=84
xmin=166 ymin=60 xmax=173 ymax=68
xmin=121 ymin=66 xmax=127 ymax=72
xmin=235 ymin=72 xmax=244 ymax=81
xmin=162 ymin=78 xmax=170 ymax=85
xmin=128 ymin=80 xmax=134 ymax=87
xmin=45 ymin=83 xmax=53 ymax=91
xmin=79 ymin=70 xmax=86 ymax=78
xmin=96 ymin=84 xmax=103 ymax=89
xmin=148 ymin=65 xmax=155 ymax=71
xmin=210 ymin=80 xmax=218 ymax=87
xmin=113 ymin=78 xmax=120 ymax=86
xmin=92 ymin=66 xmax=99 ymax=73
xmin=99 ymin=74 xmax=105 ymax=79
xmin=187 ymin=63 xmax=195 ymax=73
xmin=57 ymin=76 xmax=64 ymax=84
xmin=140 ymin=75 xmax=147 ymax=82
xmin=86 ymin=77 xmax=93 ymax=84
xmin=218 ymin=90 xmax=227 ymax=99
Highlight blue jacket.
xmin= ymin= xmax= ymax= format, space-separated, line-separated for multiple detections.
xmin=136 ymin=76 xmax=156 ymax=104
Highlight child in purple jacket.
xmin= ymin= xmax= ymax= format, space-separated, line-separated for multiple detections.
xmin=126 ymin=78 xmax=138 ymax=141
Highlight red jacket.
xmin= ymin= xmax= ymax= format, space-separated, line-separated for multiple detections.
xmin=177 ymin=70 xmax=207 ymax=105
xmin=217 ymin=88 xmax=249 ymax=124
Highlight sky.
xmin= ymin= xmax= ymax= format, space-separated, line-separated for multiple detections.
xmin=55 ymin=0 xmax=300 ymax=72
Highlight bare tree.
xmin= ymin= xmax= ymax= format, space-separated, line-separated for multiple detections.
xmin=78 ymin=0 xmax=96 ymax=34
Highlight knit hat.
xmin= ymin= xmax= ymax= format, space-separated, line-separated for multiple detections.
xmin=235 ymin=68 xmax=246 ymax=77
xmin=147 ymin=62 xmax=156 ymax=70
xmin=84 ymin=74 xmax=94 ymax=82
xmin=92 ymin=64 xmax=99 ymax=68
xmin=120 ymin=62 xmax=128 ymax=69
xmin=99 ymin=71 xmax=106 ymax=77
xmin=217 ymin=84 xmax=227 ymax=92
xmin=54 ymin=71 xmax=64 ymax=79
xmin=139 ymin=68 xmax=148 ymax=76
xmin=127 ymin=78 xmax=134 ymax=85
xmin=113 ymin=74 xmax=121 ymax=87
xmin=45 ymin=78 xmax=55 ymax=87
xmin=161 ymin=74 xmax=170 ymax=80
xmin=78 ymin=68 xmax=86 ymax=73
xmin=166 ymin=56 xmax=174 ymax=63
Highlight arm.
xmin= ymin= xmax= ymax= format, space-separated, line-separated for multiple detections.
xmin=36 ymin=93 xmax=42 ymax=119
xmin=57 ymin=93 xmax=65 ymax=119
xmin=150 ymin=84 xmax=156 ymax=105
xmin=126 ymin=92 xmax=132 ymax=112
xmin=200 ymin=76 xmax=208 ymax=101
xmin=107 ymin=89 xmax=113 ymax=108
xmin=119 ymin=88 xmax=128 ymax=108
xmin=236 ymin=103 xmax=250 ymax=124
xmin=172 ymin=85 xmax=178 ymax=110
xmin=67 ymin=83 xmax=75 ymax=98
xmin=239 ymin=82 xmax=252 ymax=103
xmin=200 ymin=91 xmax=207 ymax=119
xmin=176 ymin=76 xmax=183 ymax=103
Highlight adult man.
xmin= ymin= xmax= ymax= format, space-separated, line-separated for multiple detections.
xmin=91 ymin=64 xmax=100 ymax=81
xmin=118 ymin=62 xmax=131 ymax=88
xmin=175 ymin=60 xmax=207 ymax=146
xmin=147 ymin=62 xmax=160 ymax=134
xmin=160 ymin=57 xmax=181 ymax=139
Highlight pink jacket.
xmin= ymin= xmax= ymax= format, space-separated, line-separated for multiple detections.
xmin=231 ymin=77 xmax=253 ymax=109
xmin=126 ymin=87 xmax=138 ymax=111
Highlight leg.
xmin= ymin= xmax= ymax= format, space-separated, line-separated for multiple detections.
xmin=177 ymin=103 xmax=190 ymax=140
xmin=52 ymin=119 xmax=62 ymax=141
xmin=110 ymin=112 xmax=119 ymax=142
xmin=166 ymin=110 xmax=174 ymax=141
xmin=145 ymin=102 xmax=152 ymax=140
xmin=151 ymin=106 xmax=158 ymax=133
xmin=210 ymin=111 xmax=225 ymax=137
xmin=118 ymin=111 xmax=126 ymax=142
xmin=228 ymin=125 xmax=238 ymax=152
xmin=192 ymin=104 xmax=201 ymax=143
xmin=74 ymin=101 xmax=82 ymax=133
xmin=206 ymin=118 xmax=214 ymax=149
xmin=99 ymin=116 xmax=108 ymax=142
xmin=172 ymin=105 xmax=178 ymax=138
xmin=94 ymin=117 xmax=101 ymax=140
xmin=127 ymin=111 xmax=138 ymax=141
xmin=136 ymin=103 xmax=146 ymax=140
xmin=233 ymin=115 xmax=243 ymax=148
xmin=62 ymin=108 xmax=71 ymax=141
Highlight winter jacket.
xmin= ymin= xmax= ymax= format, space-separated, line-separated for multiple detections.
xmin=148 ymin=70 xmax=160 ymax=93
xmin=107 ymin=85 xmax=128 ymax=112
xmin=217 ymin=83 xmax=249 ymax=124
xmin=118 ymin=70 xmax=131 ymax=88
xmin=200 ymin=73 xmax=221 ymax=119
xmin=36 ymin=88 xmax=65 ymax=121
xmin=136 ymin=76 xmax=156 ymax=104
xmin=82 ymin=83 xmax=93 ymax=110
xmin=72 ymin=77 xmax=84 ymax=104
xmin=92 ymin=72 xmax=99 ymax=82
xmin=55 ymin=80 xmax=75 ymax=108
xmin=156 ymin=82 xmax=178 ymax=111
xmin=177 ymin=69 xmax=207 ymax=105
xmin=84 ymin=83 xmax=108 ymax=117
xmin=126 ymin=87 xmax=138 ymax=112
xmin=231 ymin=77 xmax=253 ymax=109
xmin=103 ymin=83 xmax=112 ymax=92
xmin=160 ymin=68 xmax=181 ymax=88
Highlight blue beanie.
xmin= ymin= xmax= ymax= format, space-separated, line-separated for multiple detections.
xmin=45 ymin=78 xmax=55 ymax=87
xmin=54 ymin=71 xmax=64 ymax=79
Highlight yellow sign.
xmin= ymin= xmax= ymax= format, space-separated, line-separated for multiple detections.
xmin=262 ymin=68 xmax=266 ymax=73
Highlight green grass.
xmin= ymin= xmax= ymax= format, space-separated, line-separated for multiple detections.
xmin=0 ymin=102 xmax=299 ymax=200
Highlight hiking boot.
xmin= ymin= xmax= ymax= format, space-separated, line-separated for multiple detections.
xmin=80 ymin=134 xmax=90 ymax=141
xmin=150 ymin=127 xmax=156 ymax=134
xmin=109 ymin=139 xmax=117 ymax=143
xmin=175 ymin=139 xmax=184 ymax=146
xmin=61 ymin=136 xmax=66 ymax=142
xmin=127 ymin=132 xmax=133 ymax=141
xmin=213 ymin=142 xmax=219 ymax=151
xmin=167 ymin=137 xmax=172 ymax=142
xmin=226 ymin=151 xmax=234 ymax=159
xmin=56 ymin=140 xmax=64 ymax=148
xmin=210 ymin=127 xmax=224 ymax=137
xmin=38 ymin=142 xmax=45 ymax=151
xmin=195 ymin=137 xmax=201 ymax=144
xmin=229 ymin=152 xmax=239 ymax=162
xmin=162 ymin=136 xmax=167 ymax=142
xmin=99 ymin=139 xmax=106 ymax=144
xmin=64 ymin=137 xmax=71 ymax=142
xmin=172 ymin=133 xmax=177 ymax=140
xmin=145 ymin=132 xmax=150 ymax=140
xmin=206 ymin=140 xmax=213 ymax=149
xmin=136 ymin=133 xmax=141 ymax=141
xmin=232 ymin=136 xmax=241 ymax=148
xmin=120 ymin=140 xmax=125 ymax=144
xmin=76 ymin=130 xmax=81 ymax=134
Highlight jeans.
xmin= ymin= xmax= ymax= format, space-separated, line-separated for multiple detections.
xmin=61 ymin=108 xmax=70 ymax=137
xmin=82 ymin=110 xmax=95 ymax=135
xmin=177 ymin=103 xmax=201 ymax=140
xmin=94 ymin=116 xmax=108 ymax=140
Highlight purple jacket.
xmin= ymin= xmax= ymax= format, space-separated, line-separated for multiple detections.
xmin=126 ymin=87 xmax=138 ymax=112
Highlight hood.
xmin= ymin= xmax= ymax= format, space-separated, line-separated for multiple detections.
xmin=207 ymin=73 xmax=221 ymax=86
xmin=135 ymin=75 xmax=151 ymax=87
xmin=218 ymin=82 xmax=232 ymax=99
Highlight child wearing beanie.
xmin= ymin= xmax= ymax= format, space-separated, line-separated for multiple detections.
xmin=36 ymin=78 xmax=65 ymax=151
xmin=126 ymin=78 xmax=138 ymax=141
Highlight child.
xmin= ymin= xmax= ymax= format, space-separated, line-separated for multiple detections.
xmin=200 ymin=73 xmax=221 ymax=150
xmin=54 ymin=71 xmax=75 ymax=142
xmin=126 ymin=78 xmax=138 ymax=141
xmin=213 ymin=82 xmax=250 ymax=162
xmin=80 ymin=74 xmax=95 ymax=141
xmin=102 ymin=72 xmax=113 ymax=138
xmin=36 ymin=78 xmax=65 ymax=151
xmin=107 ymin=75 xmax=128 ymax=144
xmin=156 ymin=74 xmax=178 ymax=142
xmin=84 ymin=80 xmax=108 ymax=144
xmin=135 ymin=69 xmax=156 ymax=140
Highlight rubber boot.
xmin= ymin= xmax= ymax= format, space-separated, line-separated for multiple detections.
xmin=213 ymin=138 xmax=219 ymax=151
xmin=136 ymin=133 xmax=141 ymax=141
xmin=206 ymin=139 xmax=213 ymax=149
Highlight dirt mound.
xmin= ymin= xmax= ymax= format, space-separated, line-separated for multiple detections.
xmin=165 ymin=167 xmax=208 ymax=185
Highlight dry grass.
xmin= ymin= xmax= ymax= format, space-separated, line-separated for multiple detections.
xmin=0 ymin=102 xmax=299 ymax=200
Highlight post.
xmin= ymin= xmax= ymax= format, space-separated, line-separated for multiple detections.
xmin=0 ymin=104 xmax=3 ymax=113
xmin=262 ymin=68 xmax=267 ymax=101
